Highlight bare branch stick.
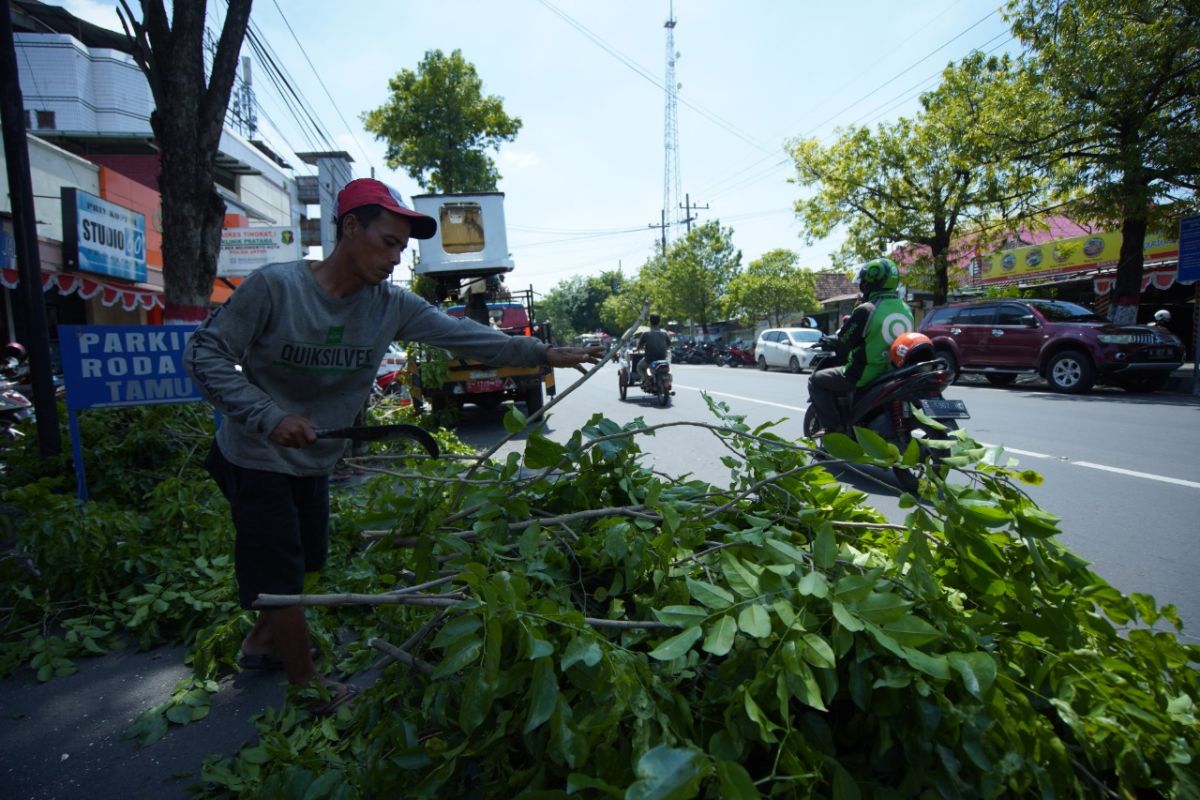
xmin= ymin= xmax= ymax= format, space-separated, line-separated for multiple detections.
xmin=368 ymin=638 xmax=435 ymax=676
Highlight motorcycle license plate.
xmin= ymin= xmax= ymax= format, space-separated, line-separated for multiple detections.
xmin=918 ymin=398 xmax=970 ymax=419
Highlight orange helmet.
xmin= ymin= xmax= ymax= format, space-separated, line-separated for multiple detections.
xmin=889 ymin=332 xmax=934 ymax=367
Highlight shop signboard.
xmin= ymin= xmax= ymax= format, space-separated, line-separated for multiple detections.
xmin=982 ymin=230 xmax=1178 ymax=283
xmin=61 ymin=188 xmax=147 ymax=283
xmin=1179 ymin=215 xmax=1200 ymax=284
xmin=58 ymin=324 xmax=203 ymax=500
xmin=217 ymin=226 xmax=302 ymax=277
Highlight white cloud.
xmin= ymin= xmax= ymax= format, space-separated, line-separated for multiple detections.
xmin=59 ymin=0 xmax=122 ymax=32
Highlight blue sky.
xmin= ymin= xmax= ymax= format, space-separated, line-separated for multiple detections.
xmin=62 ymin=0 xmax=1015 ymax=297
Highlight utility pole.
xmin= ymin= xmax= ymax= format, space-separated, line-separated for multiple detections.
xmin=679 ymin=193 xmax=709 ymax=235
xmin=0 ymin=0 xmax=61 ymax=456
xmin=662 ymin=2 xmax=682 ymax=246
xmin=647 ymin=209 xmax=667 ymax=258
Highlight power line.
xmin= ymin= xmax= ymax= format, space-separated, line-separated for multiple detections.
xmin=265 ymin=0 xmax=376 ymax=171
xmin=534 ymin=0 xmax=775 ymax=155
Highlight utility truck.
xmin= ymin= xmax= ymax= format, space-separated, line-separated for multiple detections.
xmin=404 ymin=193 xmax=554 ymax=413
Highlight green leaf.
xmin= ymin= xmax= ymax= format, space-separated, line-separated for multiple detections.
xmin=764 ymin=536 xmax=809 ymax=565
xmin=703 ymin=616 xmax=737 ymax=656
xmin=801 ymin=633 xmax=837 ymax=669
xmin=432 ymin=614 xmax=482 ymax=648
xmin=958 ymin=499 xmax=1010 ymax=527
xmin=686 ymin=577 xmax=734 ymax=609
xmin=720 ymin=551 xmax=761 ymax=598
xmin=165 ymin=704 xmax=193 ymax=725
xmin=821 ymin=432 xmax=864 ymax=460
xmin=797 ymin=569 xmax=829 ymax=598
xmin=737 ymin=605 xmax=772 ymax=638
xmin=856 ymin=591 xmax=912 ymax=623
xmin=432 ymin=635 xmax=482 ymax=679
xmin=831 ymin=601 xmax=865 ymax=632
xmin=626 ymin=745 xmax=706 ymax=800
xmin=948 ymin=652 xmax=997 ymax=700
xmin=560 ymin=636 xmax=602 ymax=671
xmin=303 ymin=771 xmax=345 ymax=800
xmin=715 ymin=759 xmax=762 ymax=800
xmin=523 ymin=657 xmax=558 ymax=733
xmin=523 ymin=432 xmax=566 ymax=469
xmin=878 ymin=614 xmax=943 ymax=647
xmin=652 ymin=605 xmax=710 ymax=627
xmin=503 ymin=405 xmax=528 ymax=432
xmin=854 ymin=425 xmax=899 ymax=462
xmin=813 ymin=524 xmax=837 ymax=569
xmin=649 ymin=625 xmax=702 ymax=661
xmin=240 ymin=745 xmax=270 ymax=765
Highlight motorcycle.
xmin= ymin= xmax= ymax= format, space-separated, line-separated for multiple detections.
xmin=803 ymin=354 xmax=969 ymax=491
xmin=1 ymin=345 xmax=33 ymax=440
xmin=720 ymin=342 xmax=756 ymax=367
xmin=618 ymin=349 xmax=674 ymax=407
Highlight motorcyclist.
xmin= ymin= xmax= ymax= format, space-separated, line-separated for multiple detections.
xmin=637 ymin=314 xmax=671 ymax=386
xmin=1150 ymin=309 xmax=1172 ymax=332
xmin=808 ymin=258 xmax=914 ymax=434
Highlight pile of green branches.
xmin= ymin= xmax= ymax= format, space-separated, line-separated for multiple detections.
xmin=191 ymin=400 xmax=1199 ymax=799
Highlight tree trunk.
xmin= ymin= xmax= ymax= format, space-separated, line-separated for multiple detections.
xmin=1108 ymin=214 xmax=1146 ymax=325
xmin=929 ymin=226 xmax=951 ymax=306
xmin=120 ymin=0 xmax=252 ymax=323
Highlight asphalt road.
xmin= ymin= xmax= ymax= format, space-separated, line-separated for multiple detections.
xmin=463 ymin=360 xmax=1200 ymax=642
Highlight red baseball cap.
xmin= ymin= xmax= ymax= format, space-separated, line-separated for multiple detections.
xmin=336 ymin=178 xmax=437 ymax=239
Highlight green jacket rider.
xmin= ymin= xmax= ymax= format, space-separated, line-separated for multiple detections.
xmin=808 ymin=258 xmax=914 ymax=433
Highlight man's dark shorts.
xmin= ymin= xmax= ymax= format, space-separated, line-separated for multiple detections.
xmin=204 ymin=441 xmax=329 ymax=609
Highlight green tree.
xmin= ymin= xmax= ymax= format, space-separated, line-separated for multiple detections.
xmin=657 ymin=222 xmax=741 ymax=333
xmin=1003 ymin=0 xmax=1200 ymax=323
xmin=117 ymin=0 xmax=253 ymax=322
xmin=789 ymin=53 xmax=1044 ymax=305
xmin=362 ymin=49 xmax=522 ymax=193
xmin=724 ymin=249 xmax=818 ymax=327
xmin=540 ymin=271 xmax=625 ymax=341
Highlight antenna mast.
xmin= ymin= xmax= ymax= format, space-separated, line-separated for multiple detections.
xmin=662 ymin=1 xmax=682 ymax=246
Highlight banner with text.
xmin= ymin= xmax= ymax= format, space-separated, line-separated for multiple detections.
xmin=982 ymin=230 xmax=1179 ymax=283
xmin=58 ymin=324 xmax=202 ymax=410
xmin=61 ymin=188 xmax=147 ymax=283
xmin=217 ymin=226 xmax=301 ymax=277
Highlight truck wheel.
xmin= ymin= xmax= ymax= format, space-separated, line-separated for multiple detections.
xmin=1045 ymin=350 xmax=1094 ymax=393
xmin=523 ymin=383 xmax=545 ymax=414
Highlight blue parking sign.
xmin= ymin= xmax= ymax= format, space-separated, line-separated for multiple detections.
xmin=1179 ymin=215 xmax=1200 ymax=284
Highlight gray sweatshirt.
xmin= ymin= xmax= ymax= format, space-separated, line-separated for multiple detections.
xmin=185 ymin=260 xmax=549 ymax=476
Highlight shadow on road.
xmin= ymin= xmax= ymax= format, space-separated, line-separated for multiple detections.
xmin=954 ymin=376 xmax=1200 ymax=408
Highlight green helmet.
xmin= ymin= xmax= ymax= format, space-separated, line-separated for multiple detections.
xmin=857 ymin=257 xmax=900 ymax=296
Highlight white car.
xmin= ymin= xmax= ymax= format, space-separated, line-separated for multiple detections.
xmin=377 ymin=342 xmax=407 ymax=377
xmin=755 ymin=327 xmax=824 ymax=373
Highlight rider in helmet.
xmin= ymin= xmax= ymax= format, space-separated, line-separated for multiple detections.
xmin=808 ymin=258 xmax=914 ymax=434
xmin=1150 ymin=309 xmax=1171 ymax=330
xmin=637 ymin=314 xmax=671 ymax=385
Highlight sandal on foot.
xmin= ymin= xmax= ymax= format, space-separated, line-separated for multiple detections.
xmin=307 ymin=682 xmax=360 ymax=716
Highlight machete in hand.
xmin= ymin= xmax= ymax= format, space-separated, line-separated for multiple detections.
xmin=314 ymin=424 xmax=439 ymax=458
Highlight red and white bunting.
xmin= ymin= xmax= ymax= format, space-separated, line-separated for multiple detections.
xmin=0 ymin=268 xmax=163 ymax=310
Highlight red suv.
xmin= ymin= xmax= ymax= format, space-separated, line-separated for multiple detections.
xmin=919 ymin=299 xmax=1184 ymax=393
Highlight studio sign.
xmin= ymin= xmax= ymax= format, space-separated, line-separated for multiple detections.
xmin=61 ymin=188 xmax=148 ymax=284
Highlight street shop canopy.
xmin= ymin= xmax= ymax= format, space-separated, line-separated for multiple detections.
xmin=1 ymin=268 xmax=163 ymax=312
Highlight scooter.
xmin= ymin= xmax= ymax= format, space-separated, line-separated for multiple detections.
xmin=803 ymin=356 xmax=968 ymax=491
xmin=721 ymin=343 xmax=756 ymax=367
xmin=618 ymin=350 xmax=674 ymax=407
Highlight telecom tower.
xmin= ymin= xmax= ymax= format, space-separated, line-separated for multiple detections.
xmin=662 ymin=1 xmax=682 ymax=245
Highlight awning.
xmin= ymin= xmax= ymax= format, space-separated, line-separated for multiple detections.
xmin=1 ymin=268 xmax=164 ymax=311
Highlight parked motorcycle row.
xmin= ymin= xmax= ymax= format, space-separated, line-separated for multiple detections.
xmin=1 ymin=345 xmax=35 ymax=441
